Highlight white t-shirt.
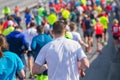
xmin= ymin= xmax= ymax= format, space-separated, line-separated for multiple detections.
xmin=76 ymin=6 xmax=83 ymax=15
xmin=71 ymin=32 xmax=82 ymax=42
xmin=44 ymin=23 xmax=50 ymax=33
xmin=35 ymin=37 xmax=87 ymax=80
xmin=24 ymin=27 xmax=37 ymax=50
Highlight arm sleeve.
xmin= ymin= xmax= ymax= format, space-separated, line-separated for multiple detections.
xmin=22 ymin=34 xmax=28 ymax=50
xmin=76 ymin=43 xmax=87 ymax=60
xmin=76 ymin=33 xmax=82 ymax=41
xmin=35 ymin=45 xmax=46 ymax=66
xmin=31 ymin=37 xmax=37 ymax=51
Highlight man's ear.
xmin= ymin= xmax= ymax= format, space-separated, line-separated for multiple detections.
xmin=64 ymin=30 xmax=66 ymax=34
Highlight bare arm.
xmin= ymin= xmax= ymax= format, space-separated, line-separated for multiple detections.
xmin=80 ymin=57 xmax=89 ymax=69
xmin=78 ymin=40 xmax=88 ymax=48
xmin=17 ymin=69 xmax=25 ymax=79
xmin=32 ymin=63 xmax=48 ymax=75
xmin=78 ymin=57 xmax=89 ymax=78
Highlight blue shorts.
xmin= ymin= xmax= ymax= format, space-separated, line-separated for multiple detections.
xmin=84 ymin=29 xmax=93 ymax=37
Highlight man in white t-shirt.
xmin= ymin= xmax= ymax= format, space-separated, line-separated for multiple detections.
xmin=69 ymin=22 xmax=88 ymax=48
xmin=32 ymin=21 xmax=89 ymax=80
xmin=76 ymin=6 xmax=84 ymax=15
xmin=24 ymin=22 xmax=37 ymax=78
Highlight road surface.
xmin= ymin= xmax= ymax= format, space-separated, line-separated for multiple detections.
xmin=0 ymin=0 xmax=38 ymax=18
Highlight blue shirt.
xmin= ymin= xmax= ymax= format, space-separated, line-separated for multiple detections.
xmin=6 ymin=31 xmax=28 ymax=57
xmin=0 ymin=51 xmax=24 ymax=80
xmin=25 ymin=13 xmax=32 ymax=25
xmin=31 ymin=34 xmax=52 ymax=59
xmin=85 ymin=19 xmax=92 ymax=30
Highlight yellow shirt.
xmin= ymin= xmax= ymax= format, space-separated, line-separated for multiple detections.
xmin=100 ymin=16 xmax=109 ymax=29
xmin=2 ymin=26 xmax=14 ymax=36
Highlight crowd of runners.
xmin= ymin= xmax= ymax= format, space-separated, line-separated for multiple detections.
xmin=0 ymin=0 xmax=120 ymax=80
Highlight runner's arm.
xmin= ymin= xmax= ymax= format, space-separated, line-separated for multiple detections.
xmin=17 ymin=69 xmax=25 ymax=78
xmin=80 ymin=57 xmax=89 ymax=69
xmin=32 ymin=63 xmax=48 ymax=75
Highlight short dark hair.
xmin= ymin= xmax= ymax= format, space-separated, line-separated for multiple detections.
xmin=15 ymin=26 xmax=23 ymax=30
xmin=37 ymin=26 xmax=44 ymax=34
xmin=30 ymin=22 xmax=36 ymax=27
xmin=53 ymin=21 xmax=66 ymax=34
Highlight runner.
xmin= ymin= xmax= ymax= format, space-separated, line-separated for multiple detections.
xmin=32 ymin=5 xmax=42 ymax=26
xmin=24 ymin=22 xmax=37 ymax=78
xmin=2 ymin=20 xmax=15 ymax=36
xmin=14 ymin=5 xmax=20 ymax=14
xmin=31 ymin=26 xmax=52 ymax=80
xmin=6 ymin=26 xmax=28 ymax=79
xmin=13 ymin=12 xmax=22 ymax=26
xmin=24 ymin=8 xmax=32 ymax=28
xmin=112 ymin=19 xmax=120 ymax=52
xmin=31 ymin=26 xmax=52 ymax=60
xmin=100 ymin=13 xmax=109 ymax=45
xmin=94 ymin=18 xmax=104 ymax=53
xmin=32 ymin=21 xmax=89 ymax=80
xmin=69 ymin=22 xmax=88 ymax=48
xmin=0 ymin=34 xmax=25 ymax=80
xmin=82 ymin=15 xmax=93 ymax=53
xmin=2 ymin=6 xmax=11 ymax=19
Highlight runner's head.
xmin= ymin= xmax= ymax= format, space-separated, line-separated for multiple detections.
xmin=69 ymin=22 xmax=77 ymax=31
xmin=37 ymin=26 xmax=44 ymax=34
xmin=113 ymin=19 xmax=118 ymax=25
xmin=15 ymin=26 xmax=23 ymax=32
xmin=52 ymin=21 xmax=66 ymax=36
xmin=0 ymin=34 xmax=8 ymax=58
xmin=29 ymin=22 xmax=36 ymax=28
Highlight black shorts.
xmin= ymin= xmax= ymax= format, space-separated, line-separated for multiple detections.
xmin=96 ymin=34 xmax=102 ymax=38
xmin=27 ymin=51 xmax=33 ymax=58
xmin=84 ymin=29 xmax=93 ymax=37
xmin=113 ymin=35 xmax=119 ymax=40
xmin=104 ymin=29 xmax=107 ymax=34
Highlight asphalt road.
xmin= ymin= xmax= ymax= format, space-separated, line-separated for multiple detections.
xmin=0 ymin=0 xmax=38 ymax=18
xmin=80 ymin=12 xmax=117 ymax=80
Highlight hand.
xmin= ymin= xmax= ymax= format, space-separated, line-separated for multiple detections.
xmin=78 ymin=69 xmax=85 ymax=78
xmin=85 ymin=44 xmax=89 ymax=48
xmin=80 ymin=70 xmax=85 ymax=78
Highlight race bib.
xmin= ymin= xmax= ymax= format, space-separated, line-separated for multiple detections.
xmin=113 ymin=27 xmax=118 ymax=33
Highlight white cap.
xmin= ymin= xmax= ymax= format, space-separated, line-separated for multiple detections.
xmin=8 ymin=20 xmax=14 ymax=26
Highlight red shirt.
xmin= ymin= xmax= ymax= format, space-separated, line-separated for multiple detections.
xmin=95 ymin=22 xmax=104 ymax=35
xmin=106 ymin=5 xmax=112 ymax=12
xmin=112 ymin=24 xmax=120 ymax=36
xmin=3 ymin=21 xmax=8 ymax=30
